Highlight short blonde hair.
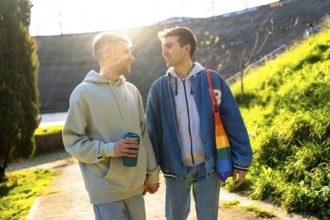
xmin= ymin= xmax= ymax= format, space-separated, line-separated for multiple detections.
xmin=92 ymin=32 xmax=132 ymax=60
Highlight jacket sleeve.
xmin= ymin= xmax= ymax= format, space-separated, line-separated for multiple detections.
xmin=218 ymin=76 xmax=253 ymax=170
xmin=146 ymin=83 xmax=162 ymax=167
xmin=62 ymin=91 xmax=115 ymax=164
xmin=138 ymin=91 xmax=160 ymax=184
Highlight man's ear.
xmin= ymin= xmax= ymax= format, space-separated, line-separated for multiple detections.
xmin=105 ymin=47 xmax=112 ymax=58
xmin=184 ymin=44 xmax=191 ymax=55
xmin=98 ymin=47 xmax=112 ymax=64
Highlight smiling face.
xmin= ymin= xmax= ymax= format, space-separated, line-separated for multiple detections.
xmin=109 ymin=41 xmax=135 ymax=76
xmin=158 ymin=27 xmax=197 ymax=71
xmin=161 ymin=35 xmax=188 ymax=68
xmin=93 ymin=32 xmax=135 ymax=80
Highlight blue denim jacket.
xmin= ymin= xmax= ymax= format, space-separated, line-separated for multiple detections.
xmin=146 ymin=69 xmax=252 ymax=179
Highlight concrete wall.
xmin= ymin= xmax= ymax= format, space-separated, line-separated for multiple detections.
xmin=35 ymin=0 xmax=330 ymax=114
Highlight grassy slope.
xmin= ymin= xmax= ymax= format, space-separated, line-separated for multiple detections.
xmin=230 ymin=22 xmax=330 ymax=218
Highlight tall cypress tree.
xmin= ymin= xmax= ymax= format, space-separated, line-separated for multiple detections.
xmin=0 ymin=0 xmax=39 ymax=182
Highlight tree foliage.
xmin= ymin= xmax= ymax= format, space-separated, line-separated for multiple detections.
xmin=0 ymin=0 xmax=39 ymax=182
xmin=234 ymin=12 xmax=273 ymax=97
xmin=196 ymin=31 xmax=231 ymax=74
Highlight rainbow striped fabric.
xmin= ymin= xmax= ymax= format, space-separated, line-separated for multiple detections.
xmin=207 ymin=69 xmax=233 ymax=182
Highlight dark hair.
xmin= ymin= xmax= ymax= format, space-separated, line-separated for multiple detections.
xmin=92 ymin=32 xmax=132 ymax=60
xmin=158 ymin=27 xmax=197 ymax=58
xmin=306 ymin=22 xmax=313 ymax=28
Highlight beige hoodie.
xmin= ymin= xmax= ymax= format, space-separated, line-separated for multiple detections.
xmin=62 ymin=70 xmax=159 ymax=204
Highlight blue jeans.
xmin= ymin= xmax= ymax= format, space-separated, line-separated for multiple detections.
xmin=93 ymin=194 xmax=145 ymax=220
xmin=165 ymin=163 xmax=220 ymax=220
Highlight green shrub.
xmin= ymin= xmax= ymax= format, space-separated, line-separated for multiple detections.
xmin=281 ymin=182 xmax=330 ymax=218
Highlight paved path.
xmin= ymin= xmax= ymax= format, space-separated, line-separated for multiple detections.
xmin=38 ymin=112 xmax=67 ymax=127
xmin=8 ymin=151 xmax=310 ymax=220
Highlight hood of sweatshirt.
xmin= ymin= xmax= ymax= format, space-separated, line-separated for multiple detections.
xmin=84 ymin=70 xmax=126 ymax=86
xmin=83 ymin=70 xmax=127 ymax=119
xmin=166 ymin=62 xmax=205 ymax=96
xmin=166 ymin=62 xmax=204 ymax=80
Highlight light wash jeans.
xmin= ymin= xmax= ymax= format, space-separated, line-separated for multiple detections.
xmin=93 ymin=194 xmax=145 ymax=220
xmin=165 ymin=163 xmax=220 ymax=220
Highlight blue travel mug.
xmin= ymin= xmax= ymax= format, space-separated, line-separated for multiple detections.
xmin=123 ymin=132 xmax=140 ymax=167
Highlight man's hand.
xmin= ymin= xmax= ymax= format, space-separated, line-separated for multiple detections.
xmin=114 ymin=139 xmax=139 ymax=157
xmin=232 ymin=169 xmax=247 ymax=187
xmin=143 ymin=182 xmax=160 ymax=195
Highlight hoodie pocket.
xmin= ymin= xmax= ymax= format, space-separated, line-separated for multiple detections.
xmin=103 ymin=154 xmax=146 ymax=191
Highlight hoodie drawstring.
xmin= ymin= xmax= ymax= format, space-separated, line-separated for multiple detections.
xmin=109 ymin=82 xmax=125 ymax=120
xmin=175 ymin=77 xmax=178 ymax=95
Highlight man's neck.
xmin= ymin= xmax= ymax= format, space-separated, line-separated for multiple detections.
xmin=174 ymin=61 xmax=194 ymax=79
xmin=99 ymin=67 xmax=121 ymax=82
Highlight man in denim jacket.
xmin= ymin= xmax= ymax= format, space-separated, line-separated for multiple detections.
xmin=146 ymin=27 xmax=253 ymax=220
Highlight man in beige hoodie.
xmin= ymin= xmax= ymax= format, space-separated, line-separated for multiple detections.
xmin=62 ymin=32 xmax=159 ymax=220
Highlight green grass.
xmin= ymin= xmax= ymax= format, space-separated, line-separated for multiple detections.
xmin=0 ymin=169 xmax=55 ymax=220
xmin=35 ymin=124 xmax=63 ymax=135
xmin=222 ymin=200 xmax=240 ymax=208
xmin=0 ymin=124 xmax=63 ymax=219
xmin=222 ymin=200 xmax=277 ymax=218
xmin=241 ymin=206 xmax=277 ymax=218
xmin=227 ymin=18 xmax=330 ymax=219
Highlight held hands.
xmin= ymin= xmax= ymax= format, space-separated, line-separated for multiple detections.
xmin=232 ymin=169 xmax=247 ymax=187
xmin=114 ymin=138 xmax=139 ymax=157
xmin=143 ymin=181 xmax=160 ymax=195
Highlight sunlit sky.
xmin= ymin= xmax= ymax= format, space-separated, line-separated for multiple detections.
xmin=29 ymin=0 xmax=278 ymax=36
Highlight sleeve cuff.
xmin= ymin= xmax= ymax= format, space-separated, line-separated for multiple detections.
xmin=100 ymin=142 xmax=115 ymax=158
xmin=233 ymin=164 xmax=249 ymax=171
xmin=146 ymin=172 xmax=159 ymax=184
xmin=146 ymin=165 xmax=160 ymax=184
